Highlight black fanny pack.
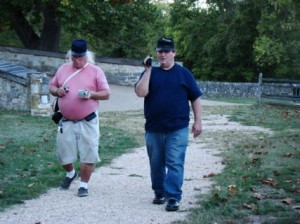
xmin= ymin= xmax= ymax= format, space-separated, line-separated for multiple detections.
xmin=52 ymin=111 xmax=63 ymax=124
xmin=84 ymin=112 xmax=97 ymax=121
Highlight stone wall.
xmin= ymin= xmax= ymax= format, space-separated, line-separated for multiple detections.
xmin=0 ymin=74 xmax=29 ymax=111
xmin=2 ymin=45 xmax=284 ymax=114
xmin=0 ymin=60 xmax=51 ymax=116
xmin=0 ymin=46 xmax=143 ymax=86
xmin=198 ymin=81 xmax=258 ymax=98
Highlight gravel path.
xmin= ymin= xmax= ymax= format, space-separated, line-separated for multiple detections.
xmin=0 ymin=85 xmax=269 ymax=224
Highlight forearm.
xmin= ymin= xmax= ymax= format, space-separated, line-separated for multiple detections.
xmin=49 ymin=85 xmax=59 ymax=97
xmin=135 ymin=68 xmax=151 ymax=97
xmin=191 ymin=97 xmax=202 ymax=125
xmin=90 ymin=90 xmax=110 ymax=100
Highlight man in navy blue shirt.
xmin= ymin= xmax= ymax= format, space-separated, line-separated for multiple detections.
xmin=135 ymin=37 xmax=202 ymax=211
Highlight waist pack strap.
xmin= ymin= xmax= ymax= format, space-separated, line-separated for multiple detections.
xmin=63 ymin=112 xmax=96 ymax=123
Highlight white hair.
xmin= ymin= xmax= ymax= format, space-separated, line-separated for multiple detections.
xmin=66 ymin=50 xmax=96 ymax=64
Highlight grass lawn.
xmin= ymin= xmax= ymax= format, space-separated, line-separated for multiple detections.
xmin=0 ymin=102 xmax=299 ymax=223
xmin=177 ymin=103 xmax=300 ymax=224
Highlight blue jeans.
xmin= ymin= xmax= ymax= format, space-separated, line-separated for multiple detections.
xmin=145 ymin=127 xmax=188 ymax=202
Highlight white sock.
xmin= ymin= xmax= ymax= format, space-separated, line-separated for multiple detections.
xmin=79 ymin=182 xmax=88 ymax=189
xmin=66 ymin=169 xmax=75 ymax=178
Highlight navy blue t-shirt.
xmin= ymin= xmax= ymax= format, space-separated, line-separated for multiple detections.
xmin=140 ymin=63 xmax=202 ymax=132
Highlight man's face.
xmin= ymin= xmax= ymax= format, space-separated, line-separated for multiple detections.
xmin=156 ymin=50 xmax=176 ymax=69
xmin=72 ymin=55 xmax=87 ymax=69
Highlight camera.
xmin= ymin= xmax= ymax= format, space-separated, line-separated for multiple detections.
xmin=63 ymin=86 xmax=69 ymax=92
xmin=143 ymin=54 xmax=160 ymax=67
xmin=143 ymin=55 xmax=152 ymax=67
xmin=78 ymin=90 xmax=89 ymax=97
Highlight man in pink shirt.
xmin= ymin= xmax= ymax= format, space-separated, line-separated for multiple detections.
xmin=49 ymin=39 xmax=110 ymax=197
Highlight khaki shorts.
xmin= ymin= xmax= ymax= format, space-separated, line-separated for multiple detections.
xmin=56 ymin=114 xmax=100 ymax=165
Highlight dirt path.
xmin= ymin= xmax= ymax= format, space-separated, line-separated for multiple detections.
xmin=0 ymin=85 xmax=269 ymax=224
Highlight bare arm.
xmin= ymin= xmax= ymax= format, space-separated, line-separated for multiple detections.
xmin=89 ymin=90 xmax=110 ymax=100
xmin=49 ymin=85 xmax=63 ymax=97
xmin=49 ymin=85 xmax=110 ymax=100
xmin=135 ymin=67 xmax=151 ymax=97
xmin=191 ymin=97 xmax=202 ymax=138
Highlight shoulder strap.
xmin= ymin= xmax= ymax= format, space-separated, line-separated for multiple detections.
xmin=62 ymin=63 xmax=88 ymax=87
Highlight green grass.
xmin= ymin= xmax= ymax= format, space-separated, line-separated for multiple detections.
xmin=205 ymin=97 xmax=257 ymax=104
xmin=0 ymin=109 xmax=144 ymax=211
xmin=175 ymin=104 xmax=300 ymax=224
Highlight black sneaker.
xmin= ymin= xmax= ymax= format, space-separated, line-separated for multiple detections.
xmin=165 ymin=199 xmax=179 ymax=211
xmin=77 ymin=187 xmax=88 ymax=197
xmin=60 ymin=172 xmax=77 ymax=190
xmin=153 ymin=196 xmax=166 ymax=204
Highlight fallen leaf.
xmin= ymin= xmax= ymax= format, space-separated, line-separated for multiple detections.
xmin=228 ymin=185 xmax=236 ymax=196
xmin=282 ymin=198 xmax=293 ymax=205
xmin=249 ymin=187 xmax=255 ymax=192
xmin=0 ymin=145 xmax=6 ymax=149
xmin=214 ymin=186 xmax=221 ymax=191
xmin=293 ymin=205 xmax=300 ymax=210
xmin=255 ymin=151 xmax=268 ymax=155
xmin=253 ymin=193 xmax=266 ymax=200
xmin=283 ymin=180 xmax=292 ymax=183
xmin=250 ymin=158 xmax=260 ymax=163
xmin=28 ymin=183 xmax=34 ymax=188
xmin=282 ymin=153 xmax=294 ymax=157
xmin=203 ymin=173 xmax=216 ymax=178
xmin=262 ymin=178 xmax=277 ymax=187
xmin=243 ymin=203 xmax=257 ymax=211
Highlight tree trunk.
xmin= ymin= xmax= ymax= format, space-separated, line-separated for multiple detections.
xmin=11 ymin=9 xmax=40 ymax=49
xmin=40 ymin=1 xmax=61 ymax=52
xmin=11 ymin=2 xmax=61 ymax=52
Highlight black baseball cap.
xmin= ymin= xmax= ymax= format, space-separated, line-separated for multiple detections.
xmin=71 ymin=39 xmax=87 ymax=57
xmin=155 ymin=37 xmax=175 ymax=52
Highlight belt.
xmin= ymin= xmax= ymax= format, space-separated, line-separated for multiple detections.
xmin=62 ymin=112 xmax=96 ymax=123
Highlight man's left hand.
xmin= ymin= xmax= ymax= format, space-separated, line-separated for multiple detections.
xmin=192 ymin=122 xmax=202 ymax=138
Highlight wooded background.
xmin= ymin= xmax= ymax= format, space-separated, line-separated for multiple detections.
xmin=0 ymin=0 xmax=299 ymax=82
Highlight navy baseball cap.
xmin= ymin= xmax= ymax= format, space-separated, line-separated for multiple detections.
xmin=155 ymin=37 xmax=175 ymax=52
xmin=71 ymin=39 xmax=87 ymax=57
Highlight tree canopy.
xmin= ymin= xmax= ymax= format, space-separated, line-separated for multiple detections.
xmin=0 ymin=0 xmax=165 ymax=57
xmin=169 ymin=0 xmax=300 ymax=81
xmin=0 ymin=0 xmax=299 ymax=81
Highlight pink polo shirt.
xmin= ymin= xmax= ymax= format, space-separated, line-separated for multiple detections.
xmin=50 ymin=63 xmax=110 ymax=120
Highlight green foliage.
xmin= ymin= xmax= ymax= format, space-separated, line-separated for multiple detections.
xmin=1 ymin=0 xmax=300 ymax=81
xmin=169 ymin=0 xmax=300 ymax=81
xmin=0 ymin=0 xmax=165 ymax=58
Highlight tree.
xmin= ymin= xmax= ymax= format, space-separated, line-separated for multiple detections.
xmin=0 ymin=0 xmax=164 ymax=58
xmin=253 ymin=0 xmax=300 ymax=79
xmin=168 ymin=0 xmax=300 ymax=81
xmin=1 ymin=0 xmax=62 ymax=51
